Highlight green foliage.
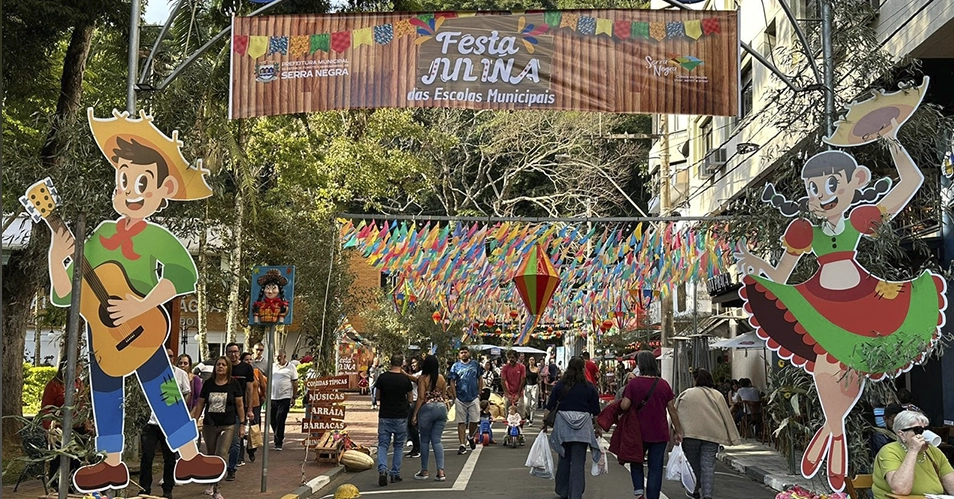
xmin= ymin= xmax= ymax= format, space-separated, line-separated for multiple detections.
xmin=22 ymin=364 xmax=58 ymax=415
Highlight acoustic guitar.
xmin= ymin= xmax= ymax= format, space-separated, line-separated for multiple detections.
xmin=20 ymin=178 xmax=170 ymax=377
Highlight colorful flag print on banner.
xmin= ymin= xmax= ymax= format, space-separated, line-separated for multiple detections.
xmin=268 ymin=36 xmax=288 ymax=56
xmin=373 ymin=24 xmax=394 ymax=44
xmin=233 ymin=35 xmax=249 ymax=56
xmin=310 ymin=33 xmax=330 ymax=53
xmin=331 ymin=31 xmax=351 ymax=52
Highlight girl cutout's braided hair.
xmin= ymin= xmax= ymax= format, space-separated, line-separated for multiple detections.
xmin=762 ymin=150 xmax=892 ymax=217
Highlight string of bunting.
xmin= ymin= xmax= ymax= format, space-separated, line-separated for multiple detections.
xmin=339 ymin=219 xmax=734 ymax=341
xmin=233 ymin=11 xmax=723 ymax=59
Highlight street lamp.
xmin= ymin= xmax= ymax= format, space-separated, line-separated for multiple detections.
xmin=180 ymin=325 xmax=196 ymax=355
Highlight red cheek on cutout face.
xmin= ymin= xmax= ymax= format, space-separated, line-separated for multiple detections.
xmin=145 ymin=192 xmax=154 ymax=198
xmin=837 ymin=189 xmax=845 ymax=196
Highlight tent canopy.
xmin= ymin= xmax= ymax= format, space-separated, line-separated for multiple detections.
xmin=472 ymin=345 xmax=547 ymax=354
xmin=709 ymin=331 xmax=765 ymax=349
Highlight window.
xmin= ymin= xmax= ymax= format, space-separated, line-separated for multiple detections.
xmin=741 ymin=65 xmax=753 ymax=118
xmin=698 ymin=118 xmax=713 ymax=178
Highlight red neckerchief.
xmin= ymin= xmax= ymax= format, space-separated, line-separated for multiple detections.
xmin=100 ymin=217 xmax=147 ymax=260
xmin=255 ymin=297 xmax=288 ymax=312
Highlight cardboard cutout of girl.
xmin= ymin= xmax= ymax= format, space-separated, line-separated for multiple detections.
xmin=734 ymin=77 xmax=945 ymax=492
xmin=252 ymin=269 xmax=289 ymax=323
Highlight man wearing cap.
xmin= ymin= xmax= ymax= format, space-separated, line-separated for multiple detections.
xmin=42 ymin=109 xmax=226 ymax=493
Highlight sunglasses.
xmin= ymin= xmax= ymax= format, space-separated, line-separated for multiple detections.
xmin=256 ymin=349 xmax=264 ymax=352
xmin=902 ymin=426 xmax=928 ymax=435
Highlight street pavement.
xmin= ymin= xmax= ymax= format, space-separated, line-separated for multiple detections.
xmin=3 ymin=394 xmax=781 ymax=499
xmin=318 ymin=406 xmax=778 ymax=499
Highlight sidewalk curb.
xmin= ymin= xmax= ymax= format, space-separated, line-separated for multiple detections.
xmin=716 ymin=450 xmax=796 ymax=493
xmin=285 ymin=465 xmax=347 ymax=499
xmin=287 ymin=448 xmax=378 ymax=499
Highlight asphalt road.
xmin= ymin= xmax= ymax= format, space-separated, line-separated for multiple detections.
xmin=319 ymin=412 xmax=777 ymax=499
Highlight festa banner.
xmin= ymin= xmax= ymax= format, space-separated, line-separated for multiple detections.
xmin=229 ymin=9 xmax=739 ymax=118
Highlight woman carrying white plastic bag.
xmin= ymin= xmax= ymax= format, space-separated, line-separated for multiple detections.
xmin=666 ymin=444 xmax=696 ymax=493
xmin=526 ymin=430 xmax=554 ymax=479
xmin=591 ymin=438 xmax=609 ymax=476
xmin=674 ymin=368 xmax=740 ymax=499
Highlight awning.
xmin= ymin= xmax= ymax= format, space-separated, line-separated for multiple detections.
xmin=472 ymin=345 xmax=546 ymax=354
xmin=709 ymin=331 xmax=765 ymax=349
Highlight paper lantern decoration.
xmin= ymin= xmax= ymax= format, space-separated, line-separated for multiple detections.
xmin=432 ymin=311 xmax=443 ymax=322
xmin=392 ymin=277 xmax=418 ymax=315
xmin=513 ymin=244 xmax=561 ymax=344
xmin=485 ymin=317 xmax=496 ymax=328
xmin=600 ymin=319 xmax=613 ymax=332
xmin=509 ymin=310 xmax=519 ymax=320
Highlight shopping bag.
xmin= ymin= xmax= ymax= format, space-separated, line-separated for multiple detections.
xmin=248 ymin=423 xmax=263 ymax=449
xmin=679 ymin=448 xmax=696 ymax=493
xmin=526 ymin=431 xmax=554 ymax=479
xmin=665 ymin=444 xmax=685 ymax=481
xmin=591 ymin=437 xmax=609 ymax=476
xmin=665 ymin=444 xmax=696 ymax=492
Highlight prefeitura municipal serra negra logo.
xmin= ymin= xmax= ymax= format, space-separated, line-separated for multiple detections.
xmin=255 ymin=62 xmax=280 ymax=83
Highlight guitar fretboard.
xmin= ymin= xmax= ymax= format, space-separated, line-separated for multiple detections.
xmin=46 ymin=216 xmax=114 ymax=306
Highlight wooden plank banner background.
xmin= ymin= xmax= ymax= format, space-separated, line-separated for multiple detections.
xmin=229 ymin=9 xmax=739 ymax=119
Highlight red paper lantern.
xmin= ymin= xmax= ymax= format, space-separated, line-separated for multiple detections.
xmin=509 ymin=310 xmax=519 ymax=319
xmin=432 ymin=311 xmax=443 ymax=322
xmin=485 ymin=317 xmax=496 ymax=328
xmin=546 ymin=326 xmax=554 ymax=333
xmin=495 ymin=328 xmax=502 ymax=335
xmin=600 ymin=319 xmax=613 ymax=332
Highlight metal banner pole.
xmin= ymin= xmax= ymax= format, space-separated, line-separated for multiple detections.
xmin=58 ymin=213 xmax=86 ymax=499
xmin=261 ymin=324 xmax=275 ymax=492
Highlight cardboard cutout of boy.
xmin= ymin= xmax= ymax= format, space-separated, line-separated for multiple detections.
xmin=734 ymin=77 xmax=945 ymax=492
xmin=26 ymin=109 xmax=227 ymax=493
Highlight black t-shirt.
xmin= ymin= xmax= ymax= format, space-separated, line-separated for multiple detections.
xmin=231 ymin=362 xmax=255 ymax=399
xmin=200 ymin=379 xmax=244 ymax=427
xmin=374 ymin=371 xmax=413 ymax=419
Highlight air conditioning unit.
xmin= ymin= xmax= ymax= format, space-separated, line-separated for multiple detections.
xmin=704 ymin=148 xmax=727 ymax=175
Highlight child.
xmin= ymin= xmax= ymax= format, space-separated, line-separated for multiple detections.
xmin=506 ymin=405 xmax=522 ymax=439
xmin=478 ymin=400 xmax=495 ymax=445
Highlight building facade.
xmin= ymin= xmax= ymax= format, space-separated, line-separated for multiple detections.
xmin=649 ymin=0 xmax=954 ymax=419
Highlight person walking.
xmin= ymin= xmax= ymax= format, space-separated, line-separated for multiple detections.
xmin=374 ymin=354 xmax=414 ymax=486
xmin=674 ymin=368 xmax=741 ymax=499
xmin=240 ymin=352 xmax=266 ymax=464
xmin=270 ymin=350 xmax=299 ymax=451
xmin=405 ymin=356 xmax=422 ymax=458
xmin=191 ymin=357 xmax=246 ymax=499
xmin=369 ymin=359 xmax=381 ymax=409
xmin=543 ymin=356 xmax=602 ymax=499
xmin=582 ymin=352 xmax=599 ymax=387
xmin=177 ymin=354 xmax=203 ymax=413
xmin=620 ymin=351 xmax=683 ymax=499
xmin=251 ymin=343 xmax=268 ymax=374
xmin=501 ymin=351 xmax=526 ymax=424
xmin=524 ymin=356 xmax=540 ymax=424
xmin=449 ymin=347 xmax=483 ymax=455
xmin=480 ymin=360 xmax=498 ymax=401
xmin=225 ymin=344 xmax=255 ymax=481
xmin=411 ymin=355 xmax=449 ymax=482
xmin=139 ymin=349 xmax=193 ymax=498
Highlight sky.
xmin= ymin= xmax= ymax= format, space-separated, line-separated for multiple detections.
xmin=144 ymin=0 xmax=171 ymax=25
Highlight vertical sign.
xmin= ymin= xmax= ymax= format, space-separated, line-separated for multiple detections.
xmin=249 ymin=265 xmax=296 ymax=325
xmin=302 ymin=375 xmax=349 ymax=444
